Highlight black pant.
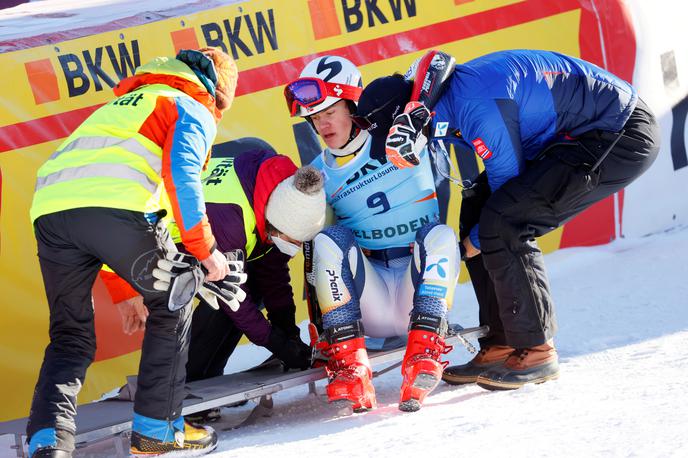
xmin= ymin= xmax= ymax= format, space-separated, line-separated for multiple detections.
xmin=186 ymin=300 xmax=244 ymax=382
xmin=27 ymin=208 xmax=191 ymax=441
xmin=464 ymin=99 xmax=660 ymax=349
xmin=459 ymin=173 xmax=504 ymax=348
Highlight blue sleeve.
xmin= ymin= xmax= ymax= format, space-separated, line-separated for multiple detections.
xmin=162 ymin=96 xmax=217 ymax=259
xmin=461 ymin=99 xmax=523 ymax=250
xmin=168 ymin=97 xmax=216 ymax=228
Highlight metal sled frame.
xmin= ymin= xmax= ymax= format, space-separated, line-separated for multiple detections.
xmin=0 ymin=325 xmax=487 ymax=457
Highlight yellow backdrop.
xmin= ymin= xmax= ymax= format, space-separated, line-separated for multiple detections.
xmin=0 ymin=0 xmax=606 ymax=420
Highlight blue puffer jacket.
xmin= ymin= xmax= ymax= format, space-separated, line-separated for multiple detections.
xmin=432 ymin=49 xmax=637 ymax=248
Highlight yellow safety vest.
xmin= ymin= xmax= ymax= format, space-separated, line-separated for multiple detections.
xmin=167 ymin=156 xmax=258 ymax=256
xmin=30 ymin=58 xmax=212 ymax=223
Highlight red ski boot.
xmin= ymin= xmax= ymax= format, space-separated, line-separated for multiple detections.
xmin=322 ymin=322 xmax=377 ymax=412
xmin=399 ymin=315 xmax=452 ymax=412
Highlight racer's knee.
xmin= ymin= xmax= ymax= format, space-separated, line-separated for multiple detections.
xmin=313 ymin=226 xmax=364 ymax=327
xmin=316 ymin=225 xmax=357 ymax=254
xmin=413 ymin=223 xmax=460 ymax=278
xmin=414 ymin=221 xmax=441 ymax=243
xmin=412 ymin=223 xmax=459 ymax=317
xmin=313 ymin=225 xmax=363 ymax=279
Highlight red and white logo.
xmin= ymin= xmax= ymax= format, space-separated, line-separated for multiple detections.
xmin=471 ymin=137 xmax=493 ymax=160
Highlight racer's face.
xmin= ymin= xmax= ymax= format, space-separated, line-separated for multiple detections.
xmin=309 ymin=100 xmax=353 ymax=149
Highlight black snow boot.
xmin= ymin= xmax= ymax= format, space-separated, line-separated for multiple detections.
xmin=185 ymin=407 xmax=222 ymax=424
xmin=32 ymin=448 xmax=71 ymax=457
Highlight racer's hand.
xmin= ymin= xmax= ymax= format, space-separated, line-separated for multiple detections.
xmin=385 ymin=102 xmax=432 ymax=169
xmin=201 ymin=249 xmax=230 ymax=281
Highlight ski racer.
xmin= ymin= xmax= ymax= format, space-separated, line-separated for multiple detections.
xmin=110 ymin=150 xmax=326 ymax=424
xmin=381 ymin=49 xmax=660 ymax=390
xmin=284 ymin=56 xmax=460 ymax=412
xmin=26 ymin=48 xmax=238 ymax=457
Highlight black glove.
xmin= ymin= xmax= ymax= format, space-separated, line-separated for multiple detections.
xmin=459 ymin=171 xmax=491 ymax=240
xmin=266 ymin=326 xmax=311 ymax=371
xmin=458 ymin=239 xmax=467 ymax=261
xmin=267 ymin=310 xmax=301 ymax=340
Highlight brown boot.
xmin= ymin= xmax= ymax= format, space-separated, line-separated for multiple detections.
xmin=476 ymin=340 xmax=559 ymax=391
xmin=442 ymin=345 xmax=514 ymax=385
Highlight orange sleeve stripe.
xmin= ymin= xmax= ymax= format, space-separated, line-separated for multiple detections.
xmin=161 ymin=117 xmax=215 ymax=261
xmin=182 ymin=216 xmax=215 ymax=260
xmin=99 ymin=270 xmax=139 ymax=303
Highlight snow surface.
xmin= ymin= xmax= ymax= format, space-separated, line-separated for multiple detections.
xmin=1 ymin=223 xmax=685 ymax=458
xmin=209 ymin=226 xmax=688 ymax=457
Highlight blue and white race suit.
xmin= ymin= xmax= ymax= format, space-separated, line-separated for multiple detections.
xmin=310 ymin=136 xmax=459 ymax=337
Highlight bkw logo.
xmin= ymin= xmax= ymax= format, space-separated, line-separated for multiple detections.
xmin=308 ymin=0 xmax=417 ymax=39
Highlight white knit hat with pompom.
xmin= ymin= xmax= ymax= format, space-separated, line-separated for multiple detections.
xmin=265 ymin=166 xmax=326 ymax=242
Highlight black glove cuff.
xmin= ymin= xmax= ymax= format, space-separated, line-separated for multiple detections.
xmin=268 ymin=311 xmax=300 ymax=338
xmin=266 ymin=326 xmax=311 ymax=370
xmin=459 ymin=239 xmax=467 ymax=261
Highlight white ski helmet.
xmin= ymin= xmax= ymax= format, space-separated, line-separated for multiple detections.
xmin=284 ymin=55 xmax=363 ymax=117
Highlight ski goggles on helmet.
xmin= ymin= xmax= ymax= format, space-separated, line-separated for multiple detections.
xmin=284 ymin=77 xmax=362 ymax=116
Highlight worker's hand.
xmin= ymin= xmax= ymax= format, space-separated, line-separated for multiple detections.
xmin=116 ymin=296 xmax=148 ymax=335
xmin=461 ymin=237 xmax=481 ymax=259
xmin=201 ymin=249 xmax=230 ymax=281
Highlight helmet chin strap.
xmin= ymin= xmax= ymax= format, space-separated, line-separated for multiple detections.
xmin=329 ymin=128 xmax=369 ymax=157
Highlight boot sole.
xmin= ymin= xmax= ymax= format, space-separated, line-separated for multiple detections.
xmin=130 ymin=441 xmax=218 ymax=457
xmin=413 ymin=372 xmax=439 ymax=390
xmin=330 ymin=398 xmax=373 ymax=414
xmin=331 ymin=399 xmax=355 ymax=416
xmin=441 ymin=373 xmax=478 ymax=385
xmin=399 ymin=373 xmax=439 ymax=412
xmin=442 ymin=360 xmax=509 ymax=386
xmin=476 ymin=372 xmax=560 ymax=391
xmin=398 ymin=399 xmax=421 ymax=412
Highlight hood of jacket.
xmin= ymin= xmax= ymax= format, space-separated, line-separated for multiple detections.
xmin=113 ymin=56 xmax=222 ymax=122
